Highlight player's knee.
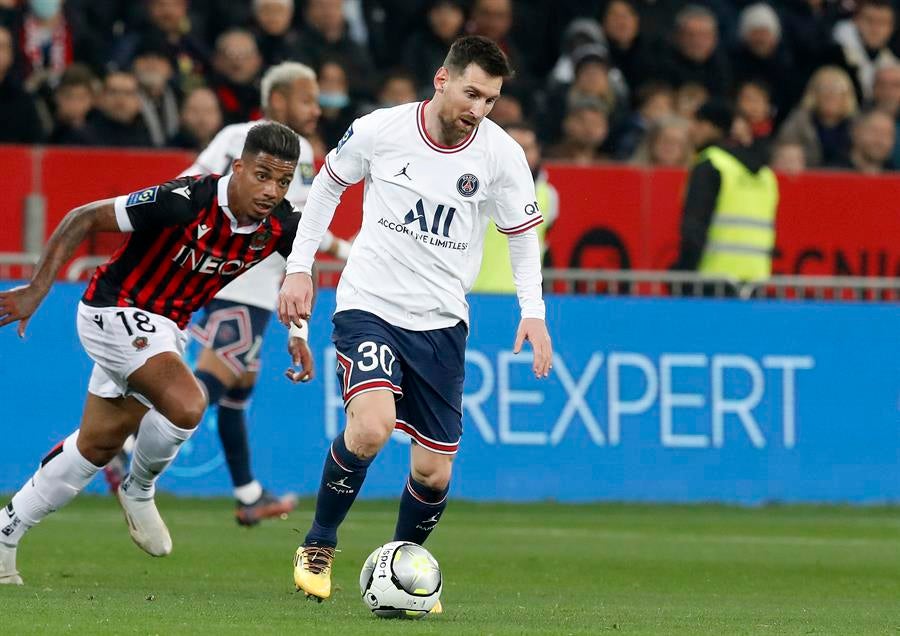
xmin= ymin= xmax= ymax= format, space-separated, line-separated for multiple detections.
xmin=412 ymin=463 xmax=452 ymax=492
xmin=346 ymin=416 xmax=394 ymax=458
xmin=167 ymin=392 xmax=207 ymax=430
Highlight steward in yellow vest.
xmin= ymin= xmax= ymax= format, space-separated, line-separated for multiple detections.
xmin=676 ymin=100 xmax=779 ymax=284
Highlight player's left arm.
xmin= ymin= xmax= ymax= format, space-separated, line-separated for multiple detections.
xmin=0 ymin=198 xmax=119 ymax=335
xmin=491 ymin=140 xmax=552 ymax=379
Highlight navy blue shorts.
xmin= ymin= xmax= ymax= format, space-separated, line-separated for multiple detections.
xmin=332 ymin=309 xmax=467 ymax=455
xmin=190 ymin=299 xmax=272 ymax=375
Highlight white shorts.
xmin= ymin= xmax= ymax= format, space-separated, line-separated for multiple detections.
xmin=76 ymin=302 xmax=188 ymax=405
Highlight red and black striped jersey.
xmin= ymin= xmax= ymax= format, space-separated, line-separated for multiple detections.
xmin=82 ymin=174 xmax=299 ymax=328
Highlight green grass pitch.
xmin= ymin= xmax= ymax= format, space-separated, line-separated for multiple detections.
xmin=1 ymin=496 xmax=898 ymax=634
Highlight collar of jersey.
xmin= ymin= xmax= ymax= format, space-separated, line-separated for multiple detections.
xmin=217 ymin=173 xmax=261 ymax=234
xmin=417 ymin=100 xmax=479 ymax=154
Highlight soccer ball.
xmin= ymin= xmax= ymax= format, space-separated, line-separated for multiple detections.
xmin=359 ymin=541 xmax=442 ymax=619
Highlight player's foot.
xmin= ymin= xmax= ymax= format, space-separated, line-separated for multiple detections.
xmin=102 ymin=451 xmax=128 ymax=495
xmin=235 ymin=491 xmax=297 ymax=527
xmin=117 ymin=482 xmax=172 ymax=557
xmin=0 ymin=543 xmax=23 ymax=585
xmin=293 ymin=544 xmax=335 ymax=601
xmin=429 ymin=599 xmax=443 ymax=615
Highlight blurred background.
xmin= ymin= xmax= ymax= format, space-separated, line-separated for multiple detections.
xmin=0 ymin=0 xmax=897 ymax=504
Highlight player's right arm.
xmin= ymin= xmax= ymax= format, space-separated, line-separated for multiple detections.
xmin=278 ymin=115 xmax=375 ymax=327
xmin=0 ymin=198 xmax=119 ymax=335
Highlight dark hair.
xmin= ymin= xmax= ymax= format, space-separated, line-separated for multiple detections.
xmin=58 ymin=63 xmax=97 ymax=91
xmin=242 ymin=121 xmax=300 ymax=163
xmin=443 ymin=35 xmax=514 ymax=79
xmin=858 ymin=0 xmax=894 ymax=13
xmin=503 ymin=120 xmax=537 ymax=136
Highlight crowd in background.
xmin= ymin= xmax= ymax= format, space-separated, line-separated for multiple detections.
xmin=3 ymin=0 xmax=900 ymax=175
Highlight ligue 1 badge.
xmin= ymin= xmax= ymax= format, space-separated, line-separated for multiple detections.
xmin=456 ymin=173 xmax=479 ymax=197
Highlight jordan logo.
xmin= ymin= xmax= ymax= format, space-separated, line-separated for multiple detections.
xmin=328 ymin=476 xmax=354 ymax=494
xmin=394 ymin=163 xmax=412 ymax=180
xmin=423 ymin=514 xmax=440 ymax=524
xmin=415 ymin=512 xmax=441 ymax=531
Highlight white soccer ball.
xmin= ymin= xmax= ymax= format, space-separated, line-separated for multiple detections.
xmin=359 ymin=541 xmax=442 ymax=619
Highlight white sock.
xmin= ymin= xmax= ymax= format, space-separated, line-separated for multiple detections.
xmin=123 ymin=409 xmax=194 ymax=500
xmin=4 ymin=431 xmax=99 ymax=546
xmin=234 ymin=480 xmax=263 ymax=505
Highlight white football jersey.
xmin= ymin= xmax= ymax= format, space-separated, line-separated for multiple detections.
xmin=181 ymin=120 xmax=316 ymax=311
xmin=322 ymin=101 xmax=542 ymax=330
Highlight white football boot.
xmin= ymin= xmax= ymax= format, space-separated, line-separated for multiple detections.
xmin=117 ymin=482 xmax=172 ymax=557
xmin=0 ymin=542 xmax=23 ymax=585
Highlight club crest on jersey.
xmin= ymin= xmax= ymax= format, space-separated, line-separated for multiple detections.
xmin=126 ymin=186 xmax=159 ymax=207
xmin=456 ymin=173 xmax=479 ymax=197
xmin=132 ymin=336 xmax=149 ymax=351
xmin=249 ymin=225 xmax=273 ymax=250
xmin=336 ymin=124 xmax=354 ymax=153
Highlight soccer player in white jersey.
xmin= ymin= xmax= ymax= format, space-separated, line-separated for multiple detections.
xmin=278 ymin=36 xmax=553 ymax=606
xmin=176 ymin=62 xmax=352 ymax=525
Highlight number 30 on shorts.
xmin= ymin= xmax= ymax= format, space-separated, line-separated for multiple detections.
xmin=357 ymin=341 xmax=396 ymax=374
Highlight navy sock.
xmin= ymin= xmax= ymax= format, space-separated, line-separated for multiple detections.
xmin=217 ymin=385 xmax=255 ymax=488
xmin=305 ymin=433 xmax=373 ymax=547
xmin=194 ymin=369 xmax=226 ymax=405
xmin=393 ymin=474 xmax=449 ymax=545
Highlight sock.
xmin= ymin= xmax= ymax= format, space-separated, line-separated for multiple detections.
xmin=233 ymin=480 xmax=263 ymax=505
xmin=3 ymin=431 xmax=99 ymax=546
xmin=304 ymin=433 xmax=374 ymax=547
xmin=123 ymin=409 xmax=193 ymax=500
xmin=216 ymin=385 xmax=256 ymax=494
xmin=393 ymin=475 xmax=449 ymax=545
xmin=194 ymin=369 xmax=226 ymax=404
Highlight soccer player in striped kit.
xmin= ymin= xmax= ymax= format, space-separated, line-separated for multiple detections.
xmin=0 ymin=122 xmax=311 ymax=584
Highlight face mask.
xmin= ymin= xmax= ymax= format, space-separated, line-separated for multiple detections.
xmin=29 ymin=0 xmax=62 ymax=20
xmin=319 ymin=92 xmax=350 ymax=109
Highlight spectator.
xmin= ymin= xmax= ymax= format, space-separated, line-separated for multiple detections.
xmin=630 ymin=115 xmax=692 ymax=168
xmin=601 ymin=0 xmax=655 ymax=93
xmin=473 ymin=121 xmax=559 ymax=293
xmin=316 ymin=59 xmax=355 ymax=149
xmin=833 ymin=108 xmax=896 ymax=173
xmin=132 ymin=35 xmax=179 ymax=147
xmin=83 ymin=70 xmax=153 ymax=147
xmin=549 ymin=18 xmax=605 ymax=86
xmin=676 ymin=100 xmax=779 ymax=285
xmin=48 ymin=62 xmax=95 ymax=145
xmin=541 ymin=44 xmax=621 ymax=146
xmin=832 ymin=0 xmax=898 ymax=102
xmin=295 ymin=0 xmax=376 ymax=100
xmin=613 ymin=81 xmax=674 ymax=160
xmin=654 ymin=5 xmax=731 ymax=99
xmin=731 ymin=3 xmax=797 ymax=119
xmin=402 ymin=0 xmax=467 ymax=96
xmin=210 ymin=29 xmax=262 ymax=125
xmin=168 ymin=86 xmax=222 ymax=150
xmin=0 ymin=24 xmax=42 ymax=143
xmin=252 ymin=0 xmax=301 ymax=67
xmin=375 ymin=69 xmax=417 ymax=108
xmin=870 ymin=62 xmax=900 ymax=167
xmin=545 ymin=99 xmax=609 ymax=165
xmin=735 ymin=79 xmax=776 ymax=153
xmin=114 ymin=0 xmax=209 ymax=95
xmin=17 ymin=0 xmax=73 ymax=94
xmin=487 ymin=93 xmax=523 ymax=128
xmin=777 ymin=66 xmax=858 ymax=168
xmin=770 ymin=141 xmax=807 ymax=174
xmin=674 ymin=82 xmax=709 ymax=119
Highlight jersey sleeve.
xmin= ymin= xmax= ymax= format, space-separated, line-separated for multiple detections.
xmin=489 ymin=141 xmax=544 ymax=236
xmin=320 ymin=113 xmax=377 ymax=188
xmin=114 ymin=178 xmax=197 ymax=232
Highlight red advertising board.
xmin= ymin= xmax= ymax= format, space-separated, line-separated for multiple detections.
xmin=1 ymin=147 xmax=897 ymax=277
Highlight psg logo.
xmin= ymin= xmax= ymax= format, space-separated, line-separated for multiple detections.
xmin=456 ymin=173 xmax=479 ymax=197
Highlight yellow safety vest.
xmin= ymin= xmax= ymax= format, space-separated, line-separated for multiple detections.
xmin=697 ymin=146 xmax=778 ymax=282
xmin=472 ymin=179 xmax=554 ymax=293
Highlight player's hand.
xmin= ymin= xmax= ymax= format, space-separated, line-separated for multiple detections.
xmin=513 ymin=317 xmax=553 ymax=379
xmin=285 ymin=336 xmax=315 ymax=383
xmin=0 ymin=284 xmax=44 ymax=337
xmin=278 ymin=272 xmax=313 ymax=328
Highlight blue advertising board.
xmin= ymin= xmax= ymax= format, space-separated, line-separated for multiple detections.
xmin=1 ymin=284 xmax=898 ymax=504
